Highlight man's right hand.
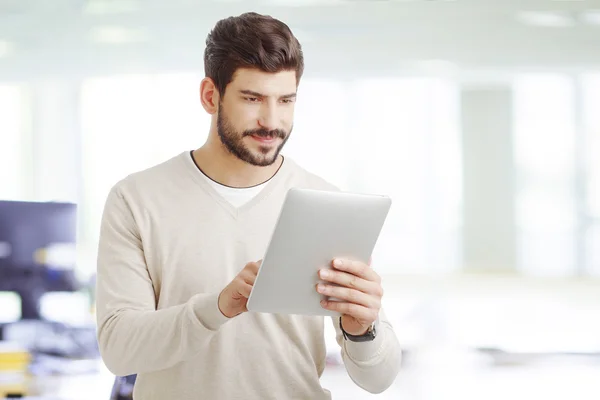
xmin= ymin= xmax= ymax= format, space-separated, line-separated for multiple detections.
xmin=218 ymin=260 xmax=261 ymax=318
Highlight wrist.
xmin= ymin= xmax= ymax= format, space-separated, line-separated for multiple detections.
xmin=354 ymin=327 xmax=369 ymax=336
xmin=217 ymin=291 xmax=233 ymax=319
xmin=340 ymin=317 xmax=377 ymax=342
xmin=342 ymin=323 xmax=369 ymax=336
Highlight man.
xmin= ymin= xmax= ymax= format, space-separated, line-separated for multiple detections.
xmin=96 ymin=12 xmax=401 ymax=400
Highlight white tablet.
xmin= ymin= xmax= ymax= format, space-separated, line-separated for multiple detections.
xmin=246 ymin=187 xmax=392 ymax=317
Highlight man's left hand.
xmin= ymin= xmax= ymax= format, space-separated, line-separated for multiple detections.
xmin=317 ymin=258 xmax=382 ymax=336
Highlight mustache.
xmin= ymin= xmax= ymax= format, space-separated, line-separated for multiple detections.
xmin=243 ymin=128 xmax=287 ymax=139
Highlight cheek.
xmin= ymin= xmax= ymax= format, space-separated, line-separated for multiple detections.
xmin=282 ymin=106 xmax=295 ymax=126
xmin=230 ymin=105 xmax=260 ymax=128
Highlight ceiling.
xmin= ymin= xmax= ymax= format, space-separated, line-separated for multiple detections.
xmin=0 ymin=0 xmax=599 ymax=82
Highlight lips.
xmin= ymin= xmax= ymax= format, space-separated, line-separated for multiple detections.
xmin=250 ymin=135 xmax=278 ymax=143
xmin=252 ymin=135 xmax=276 ymax=140
xmin=244 ymin=129 xmax=285 ymax=140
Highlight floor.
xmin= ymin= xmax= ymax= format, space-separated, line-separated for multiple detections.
xmin=13 ymin=275 xmax=600 ymax=399
xmin=321 ymin=359 xmax=600 ymax=400
xmin=22 ymin=353 xmax=600 ymax=400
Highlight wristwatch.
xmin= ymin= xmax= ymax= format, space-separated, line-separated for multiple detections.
xmin=339 ymin=317 xmax=377 ymax=342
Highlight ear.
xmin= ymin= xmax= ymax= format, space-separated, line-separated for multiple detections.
xmin=200 ymin=77 xmax=219 ymax=115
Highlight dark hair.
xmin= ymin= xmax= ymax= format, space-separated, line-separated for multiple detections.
xmin=204 ymin=12 xmax=304 ymax=95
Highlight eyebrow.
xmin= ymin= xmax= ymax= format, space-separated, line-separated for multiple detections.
xmin=239 ymin=89 xmax=297 ymax=100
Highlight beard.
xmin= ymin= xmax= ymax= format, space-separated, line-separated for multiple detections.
xmin=216 ymin=107 xmax=291 ymax=167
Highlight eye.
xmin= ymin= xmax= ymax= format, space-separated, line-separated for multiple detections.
xmin=281 ymin=98 xmax=295 ymax=104
xmin=244 ymin=97 xmax=260 ymax=102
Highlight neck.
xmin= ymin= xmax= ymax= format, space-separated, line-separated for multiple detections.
xmin=192 ymin=136 xmax=283 ymax=188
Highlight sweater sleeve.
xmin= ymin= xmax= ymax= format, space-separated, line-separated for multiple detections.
xmin=332 ymin=307 xmax=402 ymax=394
xmin=95 ymin=185 xmax=230 ymax=377
xmin=305 ymin=173 xmax=402 ymax=391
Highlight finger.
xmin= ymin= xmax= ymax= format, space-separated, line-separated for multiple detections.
xmin=239 ymin=282 xmax=253 ymax=298
xmin=332 ymin=258 xmax=380 ymax=283
xmin=319 ymin=269 xmax=380 ymax=296
xmin=247 ymin=260 xmax=261 ymax=273
xmin=320 ymin=300 xmax=375 ymax=321
xmin=316 ymin=284 xmax=380 ymax=309
xmin=241 ymin=270 xmax=258 ymax=285
xmin=241 ymin=261 xmax=261 ymax=282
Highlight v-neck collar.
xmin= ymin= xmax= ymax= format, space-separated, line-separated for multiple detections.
xmin=181 ymin=151 xmax=291 ymax=219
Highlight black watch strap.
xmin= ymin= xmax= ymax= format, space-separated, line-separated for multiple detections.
xmin=339 ymin=317 xmax=377 ymax=342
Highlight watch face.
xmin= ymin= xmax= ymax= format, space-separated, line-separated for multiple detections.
xmin=364 ymin=323 xmax=377 ymax=339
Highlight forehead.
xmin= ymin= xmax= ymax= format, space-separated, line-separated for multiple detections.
xmin=228 ymin=68 xmax=297 ymax=96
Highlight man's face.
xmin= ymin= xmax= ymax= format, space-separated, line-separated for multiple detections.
xmin=216 ymin=68 xmax=297 ymax=167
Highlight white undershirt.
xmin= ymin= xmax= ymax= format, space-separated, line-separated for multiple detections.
xmin=197 ymin=170 xmax=268 ymax=208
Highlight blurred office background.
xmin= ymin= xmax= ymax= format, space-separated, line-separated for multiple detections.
xmin=1 ymin=0 xmax=600 ymax=399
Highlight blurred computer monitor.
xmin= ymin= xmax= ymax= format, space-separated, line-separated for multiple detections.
xmin=0 ymin=200 xmax=79 ymax=320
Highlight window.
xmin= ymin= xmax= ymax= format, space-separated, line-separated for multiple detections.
xmin=351 ymin=78 xmax=462 ymax=275
xmin=582 ymin=73 xmax=600 ymax=276
xmin=513 ymin=74 xmax=577 ymax=276
xmin=0 ymin=84 xmax=28 ymax=200
xmin=292 ymin=77 xmax=462 ymax=275
xmin=284 ymin=79 xmax=350 ymax=188
xmin=79 ymin=74 xmax=461 ymax=276
xmin=79 ymin=72 xmax=210 ymax=272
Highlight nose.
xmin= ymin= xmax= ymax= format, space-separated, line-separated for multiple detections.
xmin=257 ymin=104 xmax=278 ymax=131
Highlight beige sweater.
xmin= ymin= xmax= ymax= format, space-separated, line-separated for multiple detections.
xmin=95 ymin=151 xmax=402 ymax=399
